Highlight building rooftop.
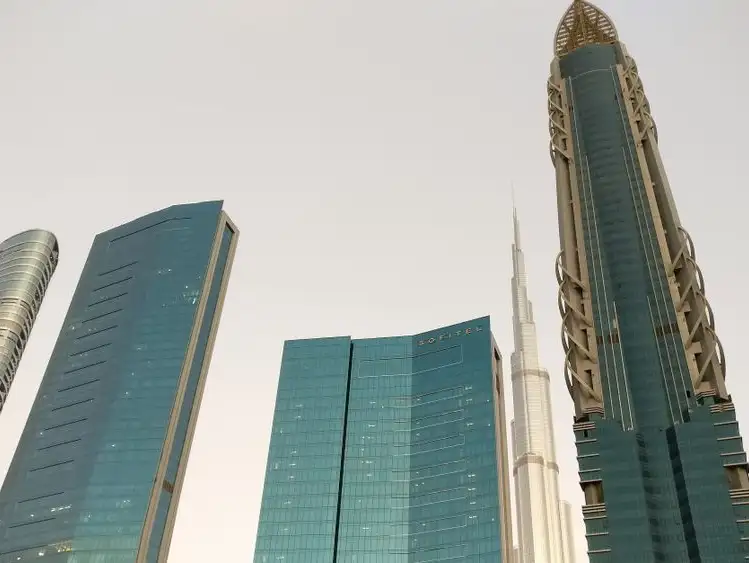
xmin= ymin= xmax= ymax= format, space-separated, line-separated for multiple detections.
xmin=554 ymin=0 xmax=618 ymax=57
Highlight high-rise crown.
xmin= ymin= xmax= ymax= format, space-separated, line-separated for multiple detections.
xmin=554 ymin=0 xmax=618 ymax=57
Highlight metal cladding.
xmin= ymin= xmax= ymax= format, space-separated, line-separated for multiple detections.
xmin=0 ymin=230 xmax=59 ymax=411
xmin=510 ymin=210 xmax=574 ymax=563
xmin=559 ymin=500 xmax=577 ymax=563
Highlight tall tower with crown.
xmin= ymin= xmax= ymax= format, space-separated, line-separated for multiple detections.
xmin=548 ymin=1 xmax=749 ymax=561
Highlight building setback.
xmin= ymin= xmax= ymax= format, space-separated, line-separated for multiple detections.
xmin=0 ymin=201 xmax=237 ymax=562
xmin=0 ymin=230 xmax=59 ymax=412
xmin=550 ymin=1 xmax=749 ymax=561
xmin=509 ymin=210 xmax=575 ymax=563
xmin=254 ymin=317 xmax=514 ymax=562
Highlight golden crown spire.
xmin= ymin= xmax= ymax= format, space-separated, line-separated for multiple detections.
xmin=554 ymin=0 xmax=618 ymax=57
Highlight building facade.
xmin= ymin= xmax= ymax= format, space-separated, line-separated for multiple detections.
xmin=549 ymin=2 xmax=749 ymax=561
xmin=509 ymin=210 xmax=575 ymax=563
xmin=559 ymin=501 xmax=576 ymax=563
xmin=0 ymin=201 xmax=237 ymax=562
xmin=254 ymin=317 xmax=514 ymax=563
xmin=0 ymin=230 xmax=59 ymax=412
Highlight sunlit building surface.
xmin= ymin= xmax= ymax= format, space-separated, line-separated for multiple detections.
xmin=559 ymin=501 xmax=576 ymax=563
xmin=550 ymin=1 xmax=749 ymax=561
xmin=509 ymin=210 xmax=575 ymax=563
xmin=254 ymin=317 xmax=514 ymax=562
xmin=0 ymin=230 xmax=59 ymax=411
xmin=0 ymin=201 xmax=237 ymax=562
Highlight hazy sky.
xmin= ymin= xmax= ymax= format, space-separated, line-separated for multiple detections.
xmin=0 ymin=1 xmax=747 ymax=561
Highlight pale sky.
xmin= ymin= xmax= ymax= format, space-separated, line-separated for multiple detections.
xmin=0 ymin=1 xmax=747 ymax=561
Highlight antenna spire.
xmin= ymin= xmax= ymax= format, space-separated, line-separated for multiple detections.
xmin=511 ymin=183 xmax=516 ymax=214
xmin=511 ymin=184 xmax=520 ymax=250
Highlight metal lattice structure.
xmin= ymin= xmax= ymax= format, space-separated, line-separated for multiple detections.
xmin=554 ymin=0 xmax=618 ymax=57
xmin=0 ymin=230 xmax=59 ymax=411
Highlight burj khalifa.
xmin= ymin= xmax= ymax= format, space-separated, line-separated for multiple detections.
xmin=510 ymin=208 xmax=576 ymax=563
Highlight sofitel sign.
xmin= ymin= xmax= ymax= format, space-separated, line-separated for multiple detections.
xmin=417 ymin=325 xmax=483 ymax=347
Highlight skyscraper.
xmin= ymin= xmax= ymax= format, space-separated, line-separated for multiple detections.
xmin=549 ymin=1 xmax=749 ymax=561
xmin=254 ymin=317 xmax=514 ymax=562
xmin=0 ymin=201 xmax=237 ymax=562
xmin=509 ymin=209 xmax=574 ymax=563
xmin=559 ymin=501 xmax=576 ymax=563
xmin=0 ymin=230 xmax=59 ymax=412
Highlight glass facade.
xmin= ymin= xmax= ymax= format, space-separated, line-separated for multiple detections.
xmin=0 ymin=201 xmax=237 ymax=563
xmin=254 ymin=317 xmax=513 ymax=563
xmin=550 ymin=5 xmax=749 ymax=560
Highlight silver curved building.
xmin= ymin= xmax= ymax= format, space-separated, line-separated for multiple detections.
xmin=0 ymin=230 xmax=59 ymax=411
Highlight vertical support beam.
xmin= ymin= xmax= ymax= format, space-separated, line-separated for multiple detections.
xmin=136 ymin=213 xmax=239 ymax=562
xmin=615 ymin=46 xmax=728 ymax=401
xmin=492 ymin=342 xmax=515 ymax=563
xmin=549 ymin=58 xmax=604 ymax=418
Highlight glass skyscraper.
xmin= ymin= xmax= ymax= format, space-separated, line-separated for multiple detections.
xmin=0 ymin=230 xmax=59 ymax=412
xmin=253 ymin=317 xmax=514 ymax=563
xmin=550 ymin=2 xmax=749 ymax=561
xmin=0 ymin=201 xmax=237 ymax=562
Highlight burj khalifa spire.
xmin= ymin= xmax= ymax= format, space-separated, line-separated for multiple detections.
xmin=510 ymin=208 xmax=575 ymax=563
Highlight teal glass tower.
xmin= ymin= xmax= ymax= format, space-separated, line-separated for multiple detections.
xmin=550 ymin=2 xmax=749 ymax=561
xmin=253 ymin=317 xmax=514 ymax=563
xmin=0 ymin=201 xmax=237 ymax=562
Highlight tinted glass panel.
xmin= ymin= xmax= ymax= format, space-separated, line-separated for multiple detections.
xmin=561 ymin=44 xmax=748 ymax=562
xmin=0 ymin=201 xmax=235 ymax=563
xmin=254 ymin=318 xmax=511 ymax=563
